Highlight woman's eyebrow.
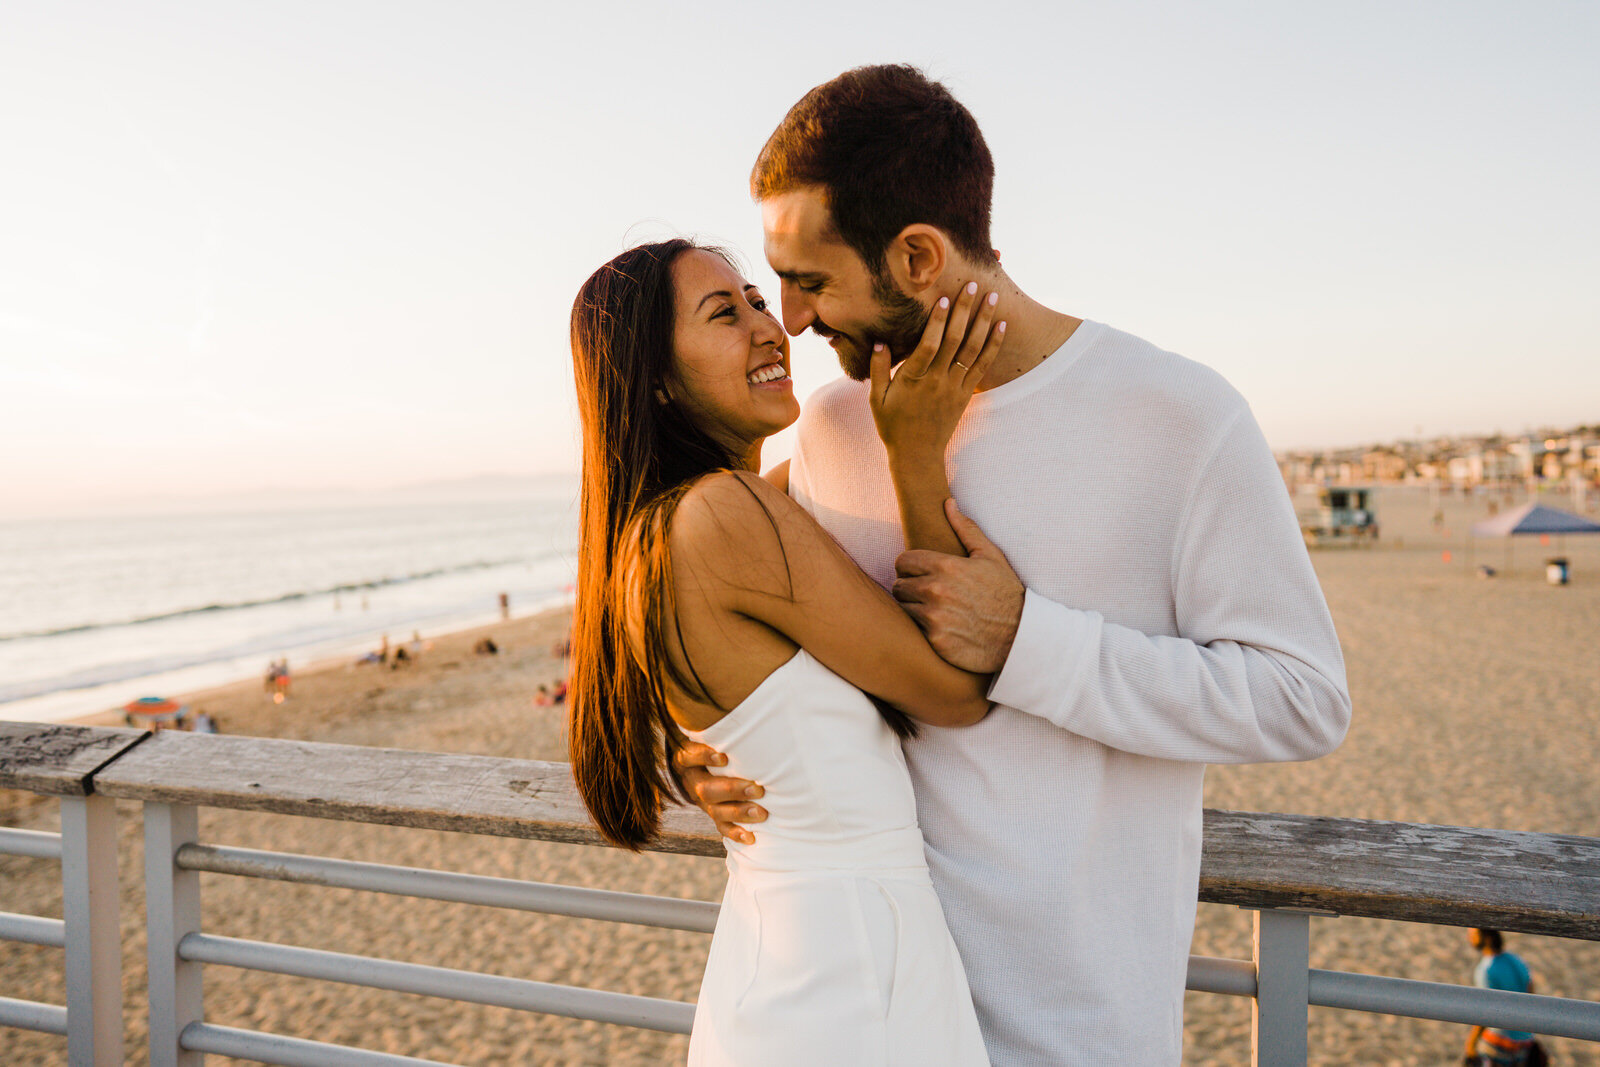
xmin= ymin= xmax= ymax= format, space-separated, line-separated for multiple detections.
xmin=695 ymin=290 xmax=736 ymax=312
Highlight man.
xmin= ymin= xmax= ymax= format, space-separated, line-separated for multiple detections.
xmin=678 ymin=64 xmax=1350 ymax=1063
xmin=1465 ymin=928 xmax=1539 ymax=1066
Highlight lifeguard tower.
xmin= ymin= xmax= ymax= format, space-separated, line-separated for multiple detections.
xmin=1296 ymin=486 xmax=1379 ymax=547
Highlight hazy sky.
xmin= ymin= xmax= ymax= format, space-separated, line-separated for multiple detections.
xmin=3 ymin=1 xmax=1596 ymax=515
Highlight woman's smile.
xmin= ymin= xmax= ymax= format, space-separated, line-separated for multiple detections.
xmin=746 ymin=360 xmax=791 ymax=388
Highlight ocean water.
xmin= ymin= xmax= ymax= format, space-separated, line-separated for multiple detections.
xmin=0 ymin=488 xmax=580 ymax=724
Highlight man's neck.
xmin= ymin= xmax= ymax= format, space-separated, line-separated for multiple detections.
xmin=947 ymin=268 xmax=1081 ymax=391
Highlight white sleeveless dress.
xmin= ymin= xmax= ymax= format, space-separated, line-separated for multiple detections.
xmin=683 ymin=649 xmax=990 ymax=1066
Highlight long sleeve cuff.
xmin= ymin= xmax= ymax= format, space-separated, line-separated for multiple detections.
xmin=986 ymin=588 xmax=1101 ymax=725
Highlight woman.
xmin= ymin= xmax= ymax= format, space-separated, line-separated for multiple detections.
xmin=569 ymin=239 xmax=1004 ymax=1065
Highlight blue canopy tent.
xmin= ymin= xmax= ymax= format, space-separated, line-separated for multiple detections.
xmin=1469 ymin=502 xmax=1600 ymax=574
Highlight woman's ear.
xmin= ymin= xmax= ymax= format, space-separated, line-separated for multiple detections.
xmin=886 ymin=224 xmax=948 ymax=295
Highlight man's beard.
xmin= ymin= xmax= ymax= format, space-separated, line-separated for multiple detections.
xmin=834 ymin=271 xmax=929 ymax=381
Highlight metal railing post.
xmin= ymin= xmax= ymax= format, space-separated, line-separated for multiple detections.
xmin=145 ymin=803 xmax=204 ymax=1066
xmin=1251 ymin=908 xmax=1310 ymax=1067
xmin=59 ymin=794 xmax=124 ymax=1067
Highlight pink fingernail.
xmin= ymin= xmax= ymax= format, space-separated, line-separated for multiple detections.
xmin=997 ymin=321 xmax=1007 ymax=331
xmin=873 ymin=343 xmax=884 ymax=351
xmin=987 ymin=292 xmax=999 ymax=306
xmin=938 ymin=296 xmax=949 ymax=309
xmin=965 ymin=281 xmax=977 ymax=295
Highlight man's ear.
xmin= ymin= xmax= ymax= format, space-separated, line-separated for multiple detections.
xmin=885 ymin=224 xmax=947 ymax=294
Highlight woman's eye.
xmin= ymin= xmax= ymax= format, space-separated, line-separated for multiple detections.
xmin=750 ymin=297 xmax=769 ymax=312
xmin=713 ymin=305 xmax=736 ymax=319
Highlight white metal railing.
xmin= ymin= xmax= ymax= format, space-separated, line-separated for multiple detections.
xmin=4 ymin=722 xmax=1599 ymax=1067
xmin=0 ymin=798 xmax=124 ymax=1062
xmin=173 ymin=842 xmax=718 ymax=932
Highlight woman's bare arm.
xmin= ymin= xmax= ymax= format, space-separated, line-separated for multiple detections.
xmin=671 ymin=470 xmax=988 ymax=727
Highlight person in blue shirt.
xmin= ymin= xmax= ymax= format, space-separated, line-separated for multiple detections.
xmin=1465 ymin=928 xmax=1539 ymax=1066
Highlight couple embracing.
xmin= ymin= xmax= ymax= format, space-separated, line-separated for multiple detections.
xmin=568 ymin=65 xmax=1350 ymax=1066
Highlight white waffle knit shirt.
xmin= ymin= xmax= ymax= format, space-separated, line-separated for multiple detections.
xmin=788 ymin=320 xmax=1350 ymax=1065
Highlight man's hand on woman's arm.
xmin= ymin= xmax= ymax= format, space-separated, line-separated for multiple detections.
xmin=674 ymin=742 xmax=766 ymax=845
xmin=893 ymin=498 xmax=1025 ymax=674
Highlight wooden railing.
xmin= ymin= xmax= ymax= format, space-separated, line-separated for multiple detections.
xmin=4 ymin=721 xmax=1599 ymax=1066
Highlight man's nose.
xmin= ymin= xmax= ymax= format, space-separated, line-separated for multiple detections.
xmin=780 ymin=289 xmax=814 ymax=337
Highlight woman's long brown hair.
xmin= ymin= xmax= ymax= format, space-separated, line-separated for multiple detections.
xmin=569 ymin=240 xmax=733 ymax=850
xmin=568 ymin=239 xmax=913 ymax=851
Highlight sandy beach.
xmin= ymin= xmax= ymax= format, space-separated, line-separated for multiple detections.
xmin=3 ymin=486 xmax=1598 ymax=1065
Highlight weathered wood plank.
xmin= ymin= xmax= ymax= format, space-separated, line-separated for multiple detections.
xmin=91 ymin=730 xmax=724 ymax=857
xmin=1199 ymin=810 xmax=1600 ymax=942
xmin=18 ymin=727 xmax=1596 ymax=940
xmin=0 ymin=722 xmax=147 ymax=796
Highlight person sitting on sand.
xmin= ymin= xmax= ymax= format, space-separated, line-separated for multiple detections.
xmin=533 ymin=684 xmax=550 ymax=707
xmin=568 ymin=238 xmax=1005 ymax=1063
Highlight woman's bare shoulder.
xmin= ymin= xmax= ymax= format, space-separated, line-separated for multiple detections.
xmin=669 ymin=470 xmax=817 ymax=589
xmin=672 ymin=468 xmax=792 ymax=539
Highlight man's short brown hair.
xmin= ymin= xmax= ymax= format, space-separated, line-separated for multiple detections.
xmin=752 ymin=64 xmax=994 ymax=272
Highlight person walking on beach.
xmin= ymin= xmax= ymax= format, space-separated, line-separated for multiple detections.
xmin=1464 ymin=928 xmax=1543 ymax=1066
xmin=568 ymin=239 xmax=1009 ymax=1063
xmin=676 ymin=64 xmax=1352 ymax=1064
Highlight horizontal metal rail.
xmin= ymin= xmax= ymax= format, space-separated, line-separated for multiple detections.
xmin=0 ymin=994 xmax=69 ymax=1035
xmin=182 ymin=1021 xmax=453 ymax=1067
xmin=0 ymin=910 xmax=67 ymax=948
xmin=1184 ymin=951 xmax=1600 ymax=1041
xmin=0 ymin=826 xmax=63 ymax=860
xmin=179 ymin=932 xmax=697 ymax=1034
xmin=176 ymin=842 xmax=720 ymax=933
xmin=1188 ymin=954 xmax=1258 ymax=997
xmin=1309 ymin=968 xmax=1600 ymax=1042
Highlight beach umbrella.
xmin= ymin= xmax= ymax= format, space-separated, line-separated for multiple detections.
xmin=123 ymin=696 xmax=188 ymax=725
xmin=1469 ymin=503 xmax=1600 ymax=572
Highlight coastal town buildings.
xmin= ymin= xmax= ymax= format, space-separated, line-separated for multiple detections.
xmin=1278 ymin=425 xmax=1600 ymax=495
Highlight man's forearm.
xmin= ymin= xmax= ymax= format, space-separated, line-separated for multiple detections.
xmin=989 ymin=589 xmax=1351 ymax=765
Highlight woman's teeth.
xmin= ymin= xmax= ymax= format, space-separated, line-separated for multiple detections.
xmin=747 ymin=364 xmax=788 ymax=384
